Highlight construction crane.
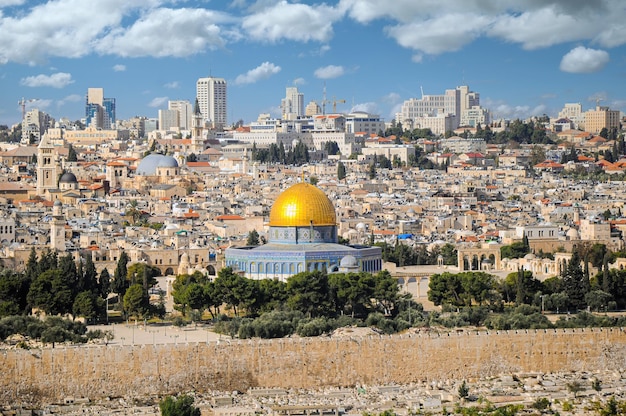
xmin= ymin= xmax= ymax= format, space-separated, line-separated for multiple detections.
xmin=18 ymin=97 xmax=38 ymax=120
xmin=320 ymin=83 xmax=346 ymax=115
xmin=329 ymin=97 xmax=346 ymax=113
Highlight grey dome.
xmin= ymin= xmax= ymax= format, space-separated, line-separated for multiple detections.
xmin=136 ymin=154 xmax=179 ymax=175
xmin=340 ymin=255 xmax=358 ymax=268
xmin=59 ymin=172 xmax=78 ymax=183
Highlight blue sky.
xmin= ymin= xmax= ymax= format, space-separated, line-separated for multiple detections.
xmin=1 ymin=0 xmax=626 ymax=128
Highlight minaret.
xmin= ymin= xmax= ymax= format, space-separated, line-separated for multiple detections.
xmin=36 ymin=133 xmax=59 ymax=196
xmin=50 ymin=199 xmax=66 ymax=252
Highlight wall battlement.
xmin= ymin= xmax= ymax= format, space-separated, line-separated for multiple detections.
xmin=2 ymin=328 xmax=625 ymax=405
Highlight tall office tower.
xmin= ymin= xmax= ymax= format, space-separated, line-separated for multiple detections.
xmin=85 ymin=88 xmax=116 ymax=129
xmin=168 ymin=100 xmax=193 ymax=130
xmin=281 ymin=87 xmax=304 ymax=120
xmin=196 ymin=76 xmax=227 ymax=129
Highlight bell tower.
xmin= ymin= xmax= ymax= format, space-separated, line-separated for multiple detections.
xmin=36 ymin=133 xmax=59 ymax=196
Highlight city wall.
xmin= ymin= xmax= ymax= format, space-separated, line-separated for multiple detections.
xmin=2 ymin=328 xmax=625 ymax=405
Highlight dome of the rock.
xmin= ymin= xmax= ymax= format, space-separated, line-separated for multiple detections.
xmin=268 ymin=182 xmax=336 ymax=227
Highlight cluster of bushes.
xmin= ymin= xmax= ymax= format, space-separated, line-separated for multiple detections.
xmin=0 ymin=315 xmax=109 ymax=345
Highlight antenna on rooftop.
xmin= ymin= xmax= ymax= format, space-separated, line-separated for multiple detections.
xmin=420 ymin=86 xmax=424 ymax=99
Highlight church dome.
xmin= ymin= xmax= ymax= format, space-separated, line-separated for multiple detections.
xmin=59 ymin=172 xmax=78 ymax=183
xmin=269 ymin=182 xmax=336 ymax=227
xmin=136 ymin=153 xmax=179 ymax=175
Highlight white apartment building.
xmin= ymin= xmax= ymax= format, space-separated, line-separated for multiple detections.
xmin=158 ymin=109 xmax=180 ymax=132
xmin=396 ymin=85 xmax=490 ymax=134
xmin=196 ymin=76 xmax=227 ymax=129
xmin=558 ymin=103 xmax=582 ymax=119
xmin=22 ymin=108 xmax=53 ymax=144
xmin=459 ymin=106 xmax=491 ymax=128
xmin=281 ymin=87 xmax=304 ymax=120
xmin=345 ymin=112 xmax=385 ymax=136
xmin=168 ymin=100 xmax=193 ymax=130
xmin=413 ymin=112 xmax=457 ymax=136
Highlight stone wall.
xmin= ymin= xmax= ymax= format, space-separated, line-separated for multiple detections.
xmin=2 ymin=328 xmax=625 ymax=405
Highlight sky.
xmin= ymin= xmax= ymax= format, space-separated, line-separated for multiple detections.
xmin=1 ymin=0 xmax=626 ymax=129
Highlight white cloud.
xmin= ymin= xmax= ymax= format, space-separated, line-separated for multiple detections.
xmin=483 ymin=98 xmax=548 ymax=120
xmin=96 ymin=8 xmax=229 ymax=57
xmin=382 ymin=92 xmax=401 ymax=105
xmin=0 ymin=0 xmax=158 ymax=64
xmin=339 ymin=0 xmax=626 ymax=55
xmin=164 ymin=81 xmax=179 ymax=89
xmin=20 ymin=72 xmax=73 ymax=88
xmin=411 ymin=54 xmax=423 ymax=63
xmin=113 ymin=64 xmax=126 ymax=72
xmin=314 ymin=65 xmax=345 ymax=79
xmin=58 ymin=94 xmax=82 ymax=106
xmin=488 ymin=6 xmax=594 ymax=50
xmin=560 ymin=46 xmax=610 ymax=73
xmin=148 ymin=96 xmax=168 ymax=108
xmin=0 ymin=0 xmax=25 ymax=6
xmin=386 ymin=14 xmax=490 ymax=55
xmin=234 ymin=62 xmax=281 ymax=85
xmin=242 ymin=1 xmax=340 ymax=43
xmin=293 ymin=77 xmax=306 ymax=86
xmin=351 ymin=102 xmax=378 ymax=114
xmin=28 ymin=99 xmax=53 ymax=110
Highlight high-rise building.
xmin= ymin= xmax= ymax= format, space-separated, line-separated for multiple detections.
xmin=196 ymin=76 xmax=227 ymax=129
xmin=85 ymin=88 xmax=116 ymax=129
xmin=168 ymin=100 xmax=193 ymax=130
xmin=281 ymin=87 xmax=304 ymax=120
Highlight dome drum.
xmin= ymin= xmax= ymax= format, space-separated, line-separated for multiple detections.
xmin=269 ymin=225 xmax=337 ymax=244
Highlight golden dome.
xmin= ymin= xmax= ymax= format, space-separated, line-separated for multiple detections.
xmin=269 ymin=183 xmax=336 ymax=227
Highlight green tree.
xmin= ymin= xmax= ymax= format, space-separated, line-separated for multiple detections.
xmin=159 ymin=394 xmax=200 ymax=416
xmin=99 ymin=268 xmax=111 ymax=299
xmin=213 ymin=267 xmax=251 ymax=317
xmin=428 ymin=272 xmax=464 ymax=307
xmin=562 ymin=251 xmax=586 ymax=310
xmin=585 ymin=290 xmax=613 ymax=312
xmin=286 ymin=270 xmax=332 ymax=318
xmin=567 ymin=380 xmax=584 ymax=398
xmin=246 ymin=230 xmax=260 ymax=246
xmin=112 ymin=251 xmax=129 ymax=297
xmin=72 ymin=291 xmax=103 ymax=323
xmin=368 ymin=163 xmax=376 ymax=179
xmin=67 ymin=144 xmax=77 ymax=162
xmin=27 ymin=269 xmax=73 ymax=316
xmin=337 ymin=161 xmax=346 ymax=181
xmin=0 ymin=269 xmax=30 ymax=316
xmin=123 ymin=283 xmax=149 ymax=318
xmin=458 ymin=380 xmax=469 ymax=399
